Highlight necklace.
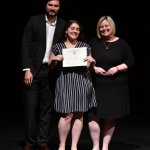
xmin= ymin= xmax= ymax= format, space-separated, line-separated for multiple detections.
xmin=103 ymin=40 xmax=111 ymax=49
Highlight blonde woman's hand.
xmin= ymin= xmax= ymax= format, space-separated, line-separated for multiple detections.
xmin=94 ymin=66 xmax=106 ymax=75
xmin=105 ymin=67 xmax=118 ymax=76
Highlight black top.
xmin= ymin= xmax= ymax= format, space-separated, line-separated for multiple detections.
xmin=89 ymin=37 xmax=134 ymax=118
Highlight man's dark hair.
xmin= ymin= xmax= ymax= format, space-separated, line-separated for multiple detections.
xmin=43 ymin=0 xmax=61 ymax=6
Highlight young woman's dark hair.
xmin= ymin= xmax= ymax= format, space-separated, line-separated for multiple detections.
xmin=58 ymin=19 xmax=87 ymax=42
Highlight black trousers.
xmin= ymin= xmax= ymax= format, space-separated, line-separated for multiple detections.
xmin=23 ymin=64 xmax=54 ymax=146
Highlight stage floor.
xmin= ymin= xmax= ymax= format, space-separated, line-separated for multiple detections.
xmin=0 ymin=113 xmax=150 ymax=150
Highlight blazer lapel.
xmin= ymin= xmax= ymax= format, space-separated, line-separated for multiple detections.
xmin=39 ymin=14 xmax=46 ymax=48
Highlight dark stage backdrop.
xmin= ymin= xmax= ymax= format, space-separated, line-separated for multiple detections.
xmin=1 ymin=0 xmax=149 ymax=116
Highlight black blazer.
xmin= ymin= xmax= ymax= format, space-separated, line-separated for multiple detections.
xmin=21 ymin=14 xmax=66 ymax=76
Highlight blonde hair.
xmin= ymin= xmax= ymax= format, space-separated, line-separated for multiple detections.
xmin=96 ymin=16 xmax=116 ymax=38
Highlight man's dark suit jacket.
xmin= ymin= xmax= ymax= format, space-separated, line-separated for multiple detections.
xmin=21 ymin=14 xmax=66 ymax=76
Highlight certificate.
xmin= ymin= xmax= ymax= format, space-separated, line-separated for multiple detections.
xmin=62 ymin=47 xmax=87 ymax=67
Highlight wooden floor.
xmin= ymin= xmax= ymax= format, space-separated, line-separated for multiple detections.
xmin=0 ymin=113 xmax=150 ymax=150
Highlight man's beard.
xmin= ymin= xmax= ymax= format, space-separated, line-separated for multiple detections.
xmin=46 ymin=11 xmax=57 ymax=18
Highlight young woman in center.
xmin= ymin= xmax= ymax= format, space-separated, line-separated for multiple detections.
xmin=49 ymin=20 xmax=97 ymax=150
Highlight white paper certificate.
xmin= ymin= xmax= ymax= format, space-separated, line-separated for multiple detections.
xmin=62 ymin=47 xmax=87 ymax=67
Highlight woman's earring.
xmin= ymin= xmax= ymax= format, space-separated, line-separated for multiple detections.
xmin=65 ymin=31 xmax=67 ymax=36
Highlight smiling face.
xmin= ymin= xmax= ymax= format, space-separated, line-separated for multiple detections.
xmin=66 ymin=23 xmax=80 ymax=41
xmin=45 ymin=0 xmax=60 ymax=17
xmin=99 ymin=19 xmax=113 ymax=39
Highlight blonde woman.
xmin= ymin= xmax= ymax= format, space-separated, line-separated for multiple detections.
xmin=88 ymin=16 xmax=134 ymax=150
